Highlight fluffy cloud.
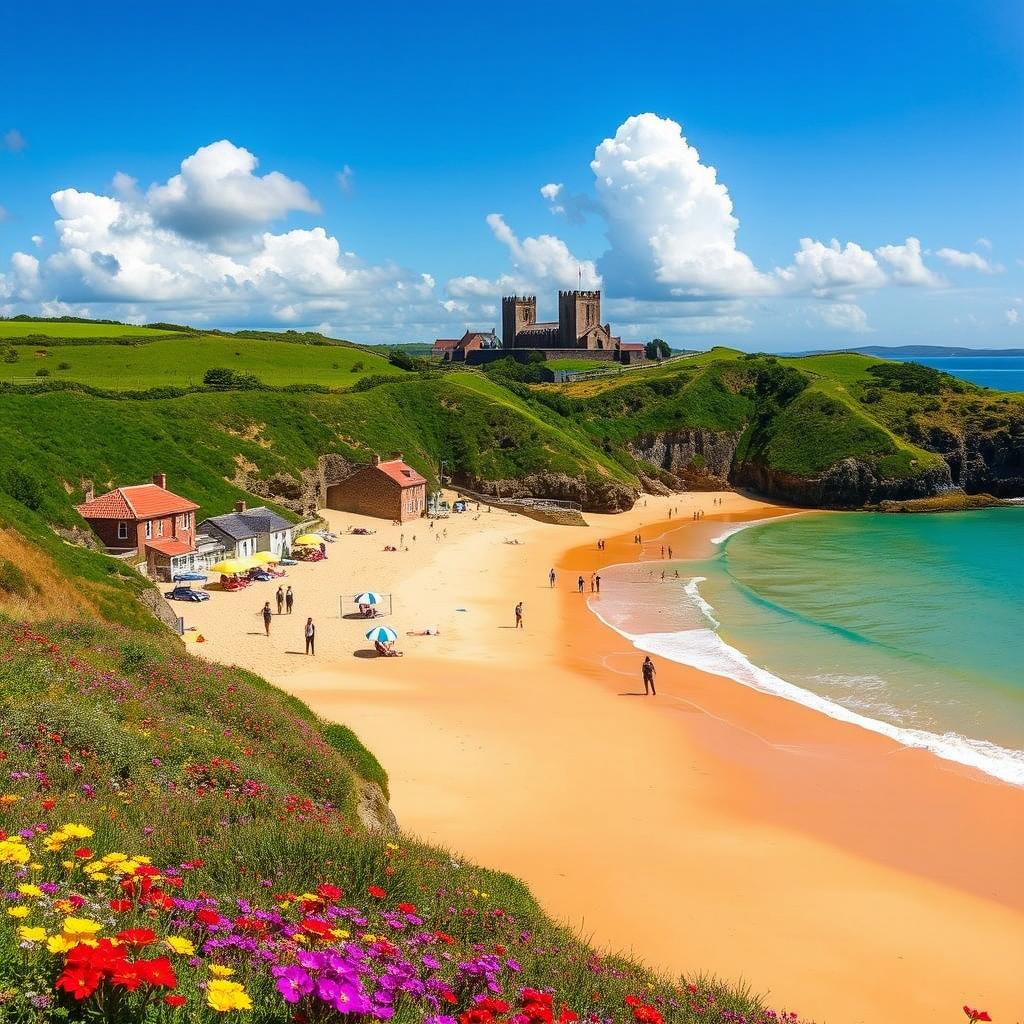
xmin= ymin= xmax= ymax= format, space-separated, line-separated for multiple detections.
xmin=874 ymin=237 xmax=944 ymax=287
xmin=775 ymin=239 xmax=886 ymax=296
xmin=935 ymin=247 xmax=1002 ymax=274
xmin=591 ymin=113 xmax=769 ymax=298
xmin=0 ymin=141 xmax=446 ymax=340
xmin=539 ymin=182 xmax=596 ymax=224
xmin=146 ymin=140 xmax=320 ymax=240
xmin=446 ymin=214 xmax=599 ymax=300
xmin=1007 ymin=308 xmax=1021 ymax=326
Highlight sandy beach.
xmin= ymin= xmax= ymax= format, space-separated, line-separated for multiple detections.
xmin=184 ymin=492 xmax=1024 ymax=1024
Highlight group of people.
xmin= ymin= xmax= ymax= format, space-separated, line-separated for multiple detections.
xmin=260 ymin=601 xmax=316 ymax=655
xmin=659 ymin=545 xmax=674 ymax=559
xmin=275 ymin=585 xmax=295 ymax=614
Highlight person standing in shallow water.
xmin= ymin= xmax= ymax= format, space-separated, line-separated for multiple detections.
xmin=304 ymin=617 xmax=315 ymax=655
xmin=515 ymin=602 xmax=523 ymax=629
xmin=642 ymin=655 xmax=657 ymax=696
xmin=262 ymin=602 xmax=273 ymax=636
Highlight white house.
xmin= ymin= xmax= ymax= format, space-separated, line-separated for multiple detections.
xmin=197 ymin=502 xmax=294 ymax=561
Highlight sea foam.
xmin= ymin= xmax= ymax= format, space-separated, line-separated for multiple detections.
xmin=589 ymin=581 xmax=1024 ymax=787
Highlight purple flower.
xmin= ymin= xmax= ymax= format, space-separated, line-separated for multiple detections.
xmin=273 ymin=965 xmax=314 ymax=1004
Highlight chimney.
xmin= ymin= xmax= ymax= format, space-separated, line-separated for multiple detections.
xmin=152 ymin=472 xmax=167 ymax=489
xmin=372 ymin=454 xmax=382 ymax=466
xmin=84 ymin=486 xmax=95 ymax=503
xmin=234 ymin=500 xmax=247 ymax=514
xmin=391 ymin=451 xmax=403 ymax=462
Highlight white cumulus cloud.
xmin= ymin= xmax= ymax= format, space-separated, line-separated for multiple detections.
xmin=813 ymin=302 xmax=872 ymax=333
xmin=775 ymin=238 xmax=886 ymax=296
xmin=935 ymin=247 xmax=1002 ymax=274
xmin=875 ymin=237 xmax=944 ymax=287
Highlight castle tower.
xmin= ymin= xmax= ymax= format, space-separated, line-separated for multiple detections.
xmin=558 ymin=290 xmax=601 ymax=348
xmin=501 ymin=295 xmax=536 ymax=349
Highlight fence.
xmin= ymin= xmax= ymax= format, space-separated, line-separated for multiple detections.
xmin=556 ymin=351 xmax=697 ymax=383
xmin=453 ymin=485 xmax=582 ymax=513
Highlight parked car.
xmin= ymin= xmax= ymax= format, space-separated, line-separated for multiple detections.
xmin=172 ymin=571 xmax=208 ymax=582
xmin=164 ymin=586 xmax=210 ymax=602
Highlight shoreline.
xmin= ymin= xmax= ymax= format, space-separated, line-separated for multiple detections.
xmin=182 ymin=492 xmax=1024 ymax=1024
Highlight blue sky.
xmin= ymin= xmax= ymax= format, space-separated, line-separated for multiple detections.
xmin=1 ymin=0 xmax=1022 ymax=348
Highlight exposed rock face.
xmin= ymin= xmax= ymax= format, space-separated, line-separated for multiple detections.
xmin=629 ymin=429 xmax=741 ymax=489
xmin=466 ymin=472 xmax=637 ymax=513
xmin=356 ymin=780 xmax=398 ymax=835
xmin=734 ymin=458 xmax=954 ymax=508
xmin=920 ymin=426 xmax=1024 ymax=497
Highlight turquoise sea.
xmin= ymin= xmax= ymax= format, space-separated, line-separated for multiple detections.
xmin=902 ymin=355 xmax=1024 ymax=391
xmin=593 ymin=509 xmax=1024 ymax=784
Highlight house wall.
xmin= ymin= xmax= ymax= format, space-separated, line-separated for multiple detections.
xmin=86 ymin=511 xmax=195 ymax=554
xmin=325 ymin=469 xmax=426 ymax=522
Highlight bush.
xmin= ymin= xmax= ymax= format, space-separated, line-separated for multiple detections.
xmin=0 ymin=466 xmax=47 ymax=511
xmin=57 ymin=361 xmax=71 ymax=370
xmin=2 ymin=347 xmax=17 ymax=364
xmin=0 ymin=558 xmax=33 ymax=598
xmin=351 ymin=360 xmax=364 ymax=373
xmin=388 ymin=349 xmax=417 ymax=371
xmin=34 ymin=368 xmax=50 ymax=377
xmin=867 ymin=361 xmax=949 ymax=395
xmin=202 ymin=366 xmax=235 ymax=389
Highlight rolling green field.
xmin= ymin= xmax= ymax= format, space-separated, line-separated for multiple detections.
xmin=0 ymin=332 xmax=400 ymax=388
xmin=0 ymin=320 xmax=183 ymax=339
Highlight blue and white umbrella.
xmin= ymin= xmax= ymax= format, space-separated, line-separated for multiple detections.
xmin=365 ymin=626 xmax=398 ymax=643
xmin=354 ymin=591 xmax=383 ymax=605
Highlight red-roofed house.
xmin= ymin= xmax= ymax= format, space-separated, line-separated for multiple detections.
xmin=75 ymin=472 xmax=200 ymax=578
xmin=432 ymin=330 xmax=501 ymax=362
xmin=619 ymin=343 xmax=647 ymax=365
xmin=325 ymin=453 xmax=427 ymax=523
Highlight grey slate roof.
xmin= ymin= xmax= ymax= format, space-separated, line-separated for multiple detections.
xmin=198 ymin=506 xmax=293 ymax=541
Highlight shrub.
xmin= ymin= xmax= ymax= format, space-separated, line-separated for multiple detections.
xmin=34 ymin=368 xmax=50 ymax=377
xmin=0 ymin=558 xmax=32 ymax=598
xmin=57 ymin=361 xmax=71 ymax=370
xmin=867 ymin=361 xmax=949 ymax=395
xmin=351 ymin=360 xmax=364 ymax=373
xmin=2 ymin=347 xmax=17 ymax=364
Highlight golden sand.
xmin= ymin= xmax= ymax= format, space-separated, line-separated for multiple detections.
xmin=184 ymin=492 xmax=1024 ymax=1024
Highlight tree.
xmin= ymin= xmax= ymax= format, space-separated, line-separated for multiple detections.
xmin=203 ymin=367 xmax=235 ymax=390
xmin=645 ymin=338 xmax=671 ymax=360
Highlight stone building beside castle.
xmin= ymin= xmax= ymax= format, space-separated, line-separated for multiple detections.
xmin=433 ymin=289 xmax=645 ymax=365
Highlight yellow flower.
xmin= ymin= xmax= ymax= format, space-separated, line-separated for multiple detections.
xmin=331 ymin=929 xmax=351 ymax=940
xmin=164 ymin=936 xmax=196 ymax=956
xmin=362 ymin=933 xmax=378 ymax=943
xmin=62 ymin=917 xmax=102 ymax=938
xmin=59 ymin=824 xmax=94 ymax=840
xmin=0 ymin=839 xmax=30 ymax=866
xmin=208 ymin=964 xmax=235 ymax=978
xmin=206 ymin=979 xmax=252 ymax=1012
xmin=29 ymin=862 xmax=43 ymax=871
xmin=293 ymin=933 xmax=307 ymax=944
xmin=90 ymin=872 xmax=109 ymax=882
xmin=385 ymin=842 xmax=399 ymax=850
xmin=61 ymin=861 xmax=76 ymax=871
xmin=0 ymin=794 xmax=22 ymax=805
xmin=101 ymin=852 xmax=127 ymax=864
xmin=17 ymin=926 xmax=47 ymax=943
xmin=47 ymin=934 xmax=76 ymax=954
xmin=6 ymin=906 xmax=30 ymax=918
xmin=17 ymin=884 xmax=43 ymax=898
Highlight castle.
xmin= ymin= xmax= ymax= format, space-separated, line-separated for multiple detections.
xmin=433 ymin=289 xmax=645 ymax=366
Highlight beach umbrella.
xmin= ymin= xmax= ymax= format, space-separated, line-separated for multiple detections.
xmin=210 ymin=558 xmax=250 ymax=575
xmin=354 ymin=591 xmax=383 ymax=605
xmin=365 ymin=626 xmax=398 ymax=643
xmin=250 ymin=551 xmax=279 ymax=564
xmin=294 ymin=534 xmax=322 ymax=546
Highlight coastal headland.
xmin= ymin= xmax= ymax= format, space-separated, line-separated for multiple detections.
xmin=185 ymin=492 xmax=1024 ymax=1024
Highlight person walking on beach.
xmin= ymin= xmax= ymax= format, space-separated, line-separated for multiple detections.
xmin=261 ymin=602 xmax=273 ymax=637
xmin=642 ymin=655 xmax=657 ymax=696
xmin=275 ymin=585 xmax=284 ymax=615
xmin=515 ymin=601 xmax=523 ymax=629
xmin=589 ymin=574 xmax=595 ymax=593
xmin=549 ymin=567 xmax=556 ymax=588
xmin=285 ymin=586 xmax=294 ymax=613
xmin=577 ymin=575 xmax=585 ymax=594
xmin=304 ymin=617 xmax=315 ymax=655
xmin=595 ymin=573 xmax=601 ymax=593
xmin=667 ymin=545 xmax=673 ymax=559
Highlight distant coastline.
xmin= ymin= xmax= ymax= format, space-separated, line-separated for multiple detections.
xmin=804 ymin=344 xmax=1024 ymax=357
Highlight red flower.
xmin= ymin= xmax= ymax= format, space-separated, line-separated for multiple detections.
xmin=116 ymin=928 xmax=157 ymax=947
xmin=476 ymin=998 xmax=511 ymax=1014
xmin=964 ymin=1009 xmax=992 ymax=1023
xmin=633 ymin=1007 xmax=664 ymax=1024
xmin=317 ymin=883 xmax=343 ymax=902
xmin=459 ymin=1010 xmax=494 ymax=1024
xmin=558 ymin=1008 xmax=579 ymax=1024
xmin=109 ymin=898 xmax=134 ymax=912
xmin=56 ymin=965 xmax=102 ymax=1000
xmin=41 ymin=798 xmax=56 ymax=810
xmin=625 ymin=996 xmax=643 ymax=1008
xmin=196 ymin=908 xmax=222 ymax=926
xmin=137 ymin=956 xmax=177 ymax=988
xmin=397 ymin=901 xmax=417 ymax=914
xmin=164 ymin=994 xmax=187 ymax=1007
xmin=111 ymin=962 xmax=145 ymax=991
xmin=522 ymin=989 xmax=553 ymax=1008
xmin=301 ymin=918 xmax=335 ymax=938
xmin=73 ymin=847 xmax=93 ymax=859
xmin=434 ymin=930 xmax=455 ymax=945
xmin=367 ymin=885 xmax=387 ymax=899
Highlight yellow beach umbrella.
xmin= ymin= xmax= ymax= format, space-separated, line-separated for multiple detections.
xmin=250 ymin=551 xmax=279 ymax=564
xmin=210 ymin=558 xmax=250 ymax=575
xmin=294 ymin=534 xmax=322 ymax=546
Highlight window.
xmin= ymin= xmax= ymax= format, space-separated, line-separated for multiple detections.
xmin=117 ymin=522 xmax=128 ymax=540
xmin=181 ymin=512 xmax=191 ymax=529
xmin=157 ymin=520 xmax=164 ymax=537
xmin=145 ymin=521 xmax=152 ymax=539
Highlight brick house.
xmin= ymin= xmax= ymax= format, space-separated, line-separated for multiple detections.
xmin=75 ymin=472 xmax=200 ymax=579
xmin=197 ymin=501 xmax=295 ymax=560
xmin=431 ymin=330 xmax=501 ymax=362
xmin=325 ymin=453 xmax=427 ymax=523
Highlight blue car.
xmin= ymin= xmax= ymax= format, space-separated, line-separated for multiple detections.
xmin=165 ymin=586 xmax=210 ymax=602
xmin=172 ymin=571 xmax=208 ymax=582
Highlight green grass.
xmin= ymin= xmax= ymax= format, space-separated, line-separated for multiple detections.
xmin=0 ymin=333 xmax=400 ymax=389
xmin=544 ymin=358 xmax=607 ymax=371
xmin=0 ymin=320 xmax=185 ymax=339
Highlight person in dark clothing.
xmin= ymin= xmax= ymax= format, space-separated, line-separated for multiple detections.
xmin=642 ymin=655 xmax=657 ymax=696
xmin=275 ymin=586 xmax=284 ymax=615
xmin=577 ymin=575 xmax=585 ymax=593
xmin=515 ymin=601 xmax=523 ymax=628
xmin=304 ymin=617 xmax=315 ymax=655
xmin=595 ymin=574 xmax=601 ymax=593
xmin=285 ymin=586 xmax=294 ymax=613
xmin=261 ymin=602 xmax=273 ymax=636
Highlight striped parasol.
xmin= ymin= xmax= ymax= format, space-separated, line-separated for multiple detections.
xmin=354 ymin=591 xmax=383 ymax=605
xmin=365 ymin=626 xmax=398 ymax=643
